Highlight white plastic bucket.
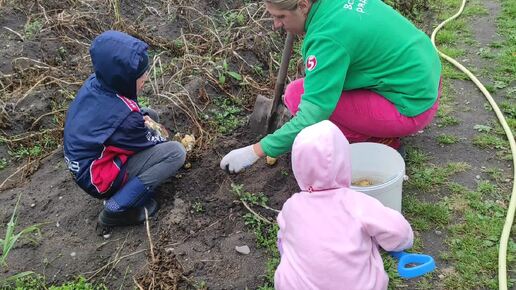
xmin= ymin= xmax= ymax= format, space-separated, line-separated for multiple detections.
xmin=349 ymin=142 xmax=405 ymax=212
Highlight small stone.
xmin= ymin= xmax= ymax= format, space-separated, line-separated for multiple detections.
xmin=475 ymin=175 xmax=480 ymax=179
xmin=505 ymin=179 xmax=511 ymax=183
xmin=184 ymin=162 xmax=192 ymax=169
xmin=56 ymin=221 xmax=60 ymax=227
xmin=403 ymin=175 xmax=409 ymax=181
xmin=70 ymin=252 xmax=76 ymax=257
xmin=59 ymin=196 xmax=63 ymax=200
xmin=438 ymin=274 xmax=445 ymax=279
xmin=235 ymin=245 xmax=251 ymax=255
xmin=30 ymin=203 xmax=36 ymax=208
xmin=165 ymin=247 xmax=174 ymax=253
xmin=103 ymin=234 xmax=111 ymax=239
xmin=435 ymin=230 xmax=442 ymax=236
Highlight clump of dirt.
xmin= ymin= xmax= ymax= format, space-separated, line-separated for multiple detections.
xmin=135 ymin=246 xmax=185 ymax=289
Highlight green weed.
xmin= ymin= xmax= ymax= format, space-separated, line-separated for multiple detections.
xmin=231 ymin=184 xmax=279 ymax=288
xmin=0 ymin=158 xmax=7 ymax=170
xmin=24 ymin=19 xmax=42 ymax=40
xmin=206 ymin=97 xmax=244 ymax=134
xmin=216 ymin=59 xmax=242 ymax=86
xmin=436 ymin=134 xmax=459 ymax=144
xmin=192 ymin=201 xmax=204 ymax=213
xmin=138 ymin=96 xmax=151 ymax=108
xmin=1 ymin=195 xmax=41 ymax=268
xmin=436 ymin=114 xmax=460 ymax=127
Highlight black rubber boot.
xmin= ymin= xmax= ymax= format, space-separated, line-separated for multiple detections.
xmin=98 ymin=198 xmax=159 ymax=227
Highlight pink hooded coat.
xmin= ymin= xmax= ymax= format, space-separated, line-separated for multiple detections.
xmin=274 ymin=120 xmax=414 ymax=290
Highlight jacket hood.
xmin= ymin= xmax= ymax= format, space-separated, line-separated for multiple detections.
xmin=292 ymin=120 xmax=351 ymax=191
xmin=89 ymin=30 xmax=149 ymax=99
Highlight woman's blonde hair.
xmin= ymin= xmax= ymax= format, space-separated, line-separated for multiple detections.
xmin=264 ymin=0 xmax=300 ymax=10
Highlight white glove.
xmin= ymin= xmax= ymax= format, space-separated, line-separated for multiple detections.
xmin=220 ymin=145 xmax=260 ymax=173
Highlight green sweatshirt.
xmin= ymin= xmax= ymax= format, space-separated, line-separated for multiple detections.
xmin=260 ymin=0 xmax=442 ymax=157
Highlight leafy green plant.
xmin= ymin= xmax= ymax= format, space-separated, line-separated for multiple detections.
xmin=207 ymin=98 xmax=244 ymax=134
xmin=222 ymin=11 xmax=246 ymax=27
xmin=192 ymin=201 xmax=204 ymax=213
xmin=24 ymin=19 xmax=43 ymax=40
xmin=473 ymin=124 xmax=492 ymax=133
xmin=0 ymin=158 xmax=7 ymax=170
xmin=138 ymin=96 xmax=151 ymax=108
xmin=216 ymin=59 xmax=242 ymax=85
xmin=1 ymin=195 xmax=41 ymax=267
xmin=8 ymin=145 xmax=43 ymax=160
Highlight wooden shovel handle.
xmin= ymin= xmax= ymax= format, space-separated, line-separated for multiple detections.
xmin=269 ymin=33 xmax=295 ymax=131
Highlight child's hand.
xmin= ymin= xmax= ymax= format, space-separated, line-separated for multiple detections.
xmin=143 ymin=115 xmax=170 ymax=139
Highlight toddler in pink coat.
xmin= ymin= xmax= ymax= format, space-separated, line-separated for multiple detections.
xmin=275 ymin=120 xmax=414 ymax=290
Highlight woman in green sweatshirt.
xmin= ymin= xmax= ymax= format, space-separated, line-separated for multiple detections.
xmin=220 ymin=0 xmax=442 ymax=173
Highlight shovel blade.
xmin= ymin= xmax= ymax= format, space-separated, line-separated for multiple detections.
xmin=249 ymin=94 xmax=273 ymax=136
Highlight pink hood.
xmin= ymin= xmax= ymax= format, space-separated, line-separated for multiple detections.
xmin=292 ymin=120 xmax=351 ymax=192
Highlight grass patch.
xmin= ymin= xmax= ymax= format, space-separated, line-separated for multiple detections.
xmin=436 ymin=134 xmax=459 ymax=144
xmin=442 ymin=182 xmax=516 ymax=289
xmin=1 ymin=274 xmax=107 ymax=289
xmin=406 ymin=159 xmax=470 ymax=192
xmin=403 ymin=196 xmax=451 ymax=231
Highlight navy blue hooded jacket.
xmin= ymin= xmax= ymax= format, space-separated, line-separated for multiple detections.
xmin=64 ymin=31 xmax=164 ymax=198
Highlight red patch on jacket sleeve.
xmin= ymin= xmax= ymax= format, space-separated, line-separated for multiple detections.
xmin=90 ymin=146 xmax=135 ymax=194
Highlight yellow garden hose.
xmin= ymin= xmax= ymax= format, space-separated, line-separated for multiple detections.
xmin=430 ymin=0 xmax=516 ymax=289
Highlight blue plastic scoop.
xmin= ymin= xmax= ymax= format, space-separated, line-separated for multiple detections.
xmin=389 ymin=251 xmax=436 ymax=279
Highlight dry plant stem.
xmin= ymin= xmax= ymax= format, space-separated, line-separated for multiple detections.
xmin=0 ymin=147 xmax=57 ymax=191
xmin=144 ymin=208 xmax=156 ymax=263
xmin=241 ymin=200 xmax=273 ymax=224
xmin=30 ymin=109 xmax=67 ymax=129
xmin=103 ymin=234 xmax=130 ymax=280
xmin=0 ymin=128 xmax=62 ymax=143
xmin=133 ymin=277 xmax=145 ymax=290
xmin=261 ymin=203 xmax=280 ymax=213
xmin=86 ymin=248 xmax=146 ymax=279
xmin=3 ymin=26 xmax=24 ymax=41
xmin=0 ymin=163 xmax=30 ymax=191
xmin=14 ymin=76 xmax=49 ymax=108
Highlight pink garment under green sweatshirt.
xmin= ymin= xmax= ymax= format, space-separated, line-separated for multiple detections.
xmin=260 ymin=0 xmax=442 ymax=157
xmin=274 ymin=120 xmax=414 ymax=290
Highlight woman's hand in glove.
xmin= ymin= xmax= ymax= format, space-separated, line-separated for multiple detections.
xmin=220 ymin=143 xmax=264 ymax=173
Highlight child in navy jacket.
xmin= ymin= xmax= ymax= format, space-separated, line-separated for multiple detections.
xmin=64 ymin=30 xmax=186 ymax=227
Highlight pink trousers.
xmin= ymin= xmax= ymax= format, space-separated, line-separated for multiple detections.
xmin=283 ymin=78 xmax=441 ymax=145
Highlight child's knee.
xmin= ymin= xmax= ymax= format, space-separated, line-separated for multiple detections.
xmin=165 ymin=141 xmax=187 ymax=165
